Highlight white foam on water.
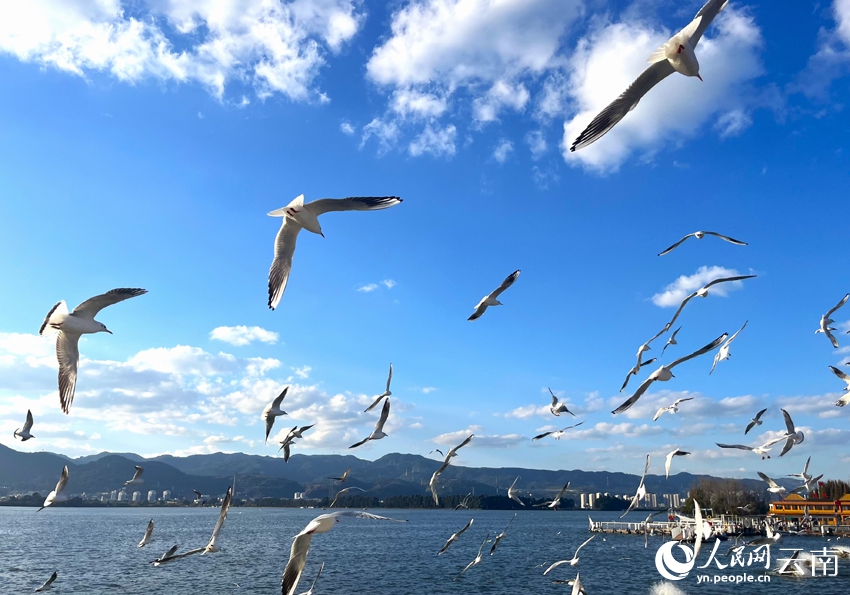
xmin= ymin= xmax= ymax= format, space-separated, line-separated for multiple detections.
xmin=649 ymin=582 xmax=688 ymax=595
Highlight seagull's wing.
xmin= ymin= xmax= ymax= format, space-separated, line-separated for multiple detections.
xmin=468 ymin=301 xmax=488 ymax=321
xmin=757 ymin=471 xmax=780 ymax=489
xmin=36 ymin=571 xmax=58 ymax=591
xmin=573 ymin=535 xmax=595 ymax=556
xmin=555 ymin=480 xmax=571 ymax=500
xmin=301 ymin=562 xmax=324 ymax=595
xmin=669 ymin=333 xmax=728 ymax=369
xmin=687 ymin=0 xmax=729 ymax=47
xmin=673 ymin=397 xmax=694 ymax=406
xmin=23 ymin=410 xmax=33 ymax=433
xmin=489 ymin=270 xmax=521 ymax=299
xmin=456 ymin=518 xmax=474 ymax=537
xmin=56 ymin=331 xmax=80 ymax=414
xmin=802 ymin=456 xmax=811 ymax=477
xmin=452 ymin=433 xmax=474 ymax=453
xmin=532 ymin=430 xmax=554 ymax=441
xmin=55 ymin=465 xmax=69 ymax=495
xmin=726 ymin=320 xmax=748 ymax=344
xmin=825 ymin=328 xmax=840 ymax=348
xmin=703 ymin=275 xmax=757 ymax=290
xmin=72 ymin=288 xmax=148 ymax=318
xmin=744 ymin=419 xmax=757 ymax=435
xmin=760 ymin=435 xmax=789 ymax=449
xmin=550 ymin=389 xmax=558 ymax=407
xmin=543 ymin=560 xmax=570 ymax=575
xmin=745 ymin=408 xmax=768 ymax=435
xmin=131 ymin=466 xmax=144 ymax=481
xmin=621 ymin=368 xmax=636 ymax=392
xmin=703 ymin=230 xmax=746 ymax=246
xmin=363 ymin=394 xmax=386 ymax=413
xmin=265 ymin=416 xmax=276 ymax=444
xmin=570 ymin=60 xmax=676 ymax=151
xmin=193 ymin=490 xmax=202 ymax=499
xmin=826 ymin=293 xmax=850 ymax=318
xmin=307 ymin=196 xmax=402 ymax=215
xmin=830 ymin=365 xmax=850 ymax=382
xmin=561 ymin=421 xmax=585 ymax=432
xmin=374 ymin=398 xmax=390 ymax=432
xmin=385 ymin=363 xmax=393 ymax=393
xmin=348 ymin=437 xmax=369 ymax=449
xmin=272 ymin=386 xmax=289 ymax=410
xmin=666 ymin=292 xmax=698 ymax=329
xmin=665 ymin=451 xmax=674 ymax=478
xmin=268 ymin=218 xmax=303 ymax=310
xmin=281 ymin=532 xmax=314 ymax=595
xmin=653 ymin=407 xmax=667 ymax=422
xmin=612 ymin=375 xmax=656 ymax=415
xmin=781 ymin=408 xmax=796 ymax=435
xmin=139 ymin=519 xmax=154 ymax=546
xmin=658 ymin=233 xmax=696 ymax=256
xmin=716 ymin=443 xmax=754 ymax=451
xmin=328 ymin=510 xmax=407 ymax=522
xmin=207 ymin=486 xmax=232 ymax=548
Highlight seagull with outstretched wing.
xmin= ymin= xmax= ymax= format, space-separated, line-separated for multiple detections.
xmin=468 ymin=270 xmax=520 ymax=321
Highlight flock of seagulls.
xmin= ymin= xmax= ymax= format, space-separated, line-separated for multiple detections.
xmin=11 ymin=1 xmax=849 ymax=591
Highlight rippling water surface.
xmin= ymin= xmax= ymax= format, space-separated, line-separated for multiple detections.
xmin=1 ymin=507 xmax=848 ymax=593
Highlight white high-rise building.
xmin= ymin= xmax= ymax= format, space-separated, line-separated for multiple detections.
xmin=588 ymin=493 xmax=596 ymax=508
xmin=580 ymin=494 xmax=588 ymax=509
xmin=162 ymin=490 xmax=171 ymax=500
xmin=117 ymin=490 xmax=127 ymax=502
xmin=147 ymin=490 xmax=157 ymax=502
xmin=132 ymin=491 xmax=142 ymax=502
xmin=110 ymin=490 xmax=118 ymax=501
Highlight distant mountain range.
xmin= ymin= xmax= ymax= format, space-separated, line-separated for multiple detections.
xmin=0 ymin=444 xmax=769 ymax=502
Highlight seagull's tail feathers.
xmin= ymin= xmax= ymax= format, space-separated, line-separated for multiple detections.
xmin=39 ymin=301 xmax=68 ymax=335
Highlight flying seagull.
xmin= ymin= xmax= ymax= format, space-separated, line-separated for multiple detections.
xmin=779 ymin=408 xmax=804 ymax=457
xmin=787 ymin=456 xmax=812 ymax=481
xmin=444 ymin=434 xmax=474 ymax=460
xmin=816 ymin=293 xmax=849 ymax=348
xmin=658 ymin=231 xmax=748 ymax=256
xmin=460 ymin=532 xmax=491 ymax=574
xmin=746 ymin=522 xmax=780 ymax=547
xmin=570 ymin=0 xmax=729 ymax=151
xmin=532 ymin=421 xmax=585 ymax=440
xmin=429 ymin=460 xmax=450 ymax=506
xmin=280 ymin=511 xmax=406 ymax=595
xmin=364 ymin=363 xmax=393 ymax=412
xmin=150 ymin=544 xmax=180 ymax=566
xmin=661 ymin=326 xmax=682 ymax=355
xmin=138 ymin=519 xmax=154 ymax=547
xmin=13 ymin=409 xmax=34 ymax=441
xmin=549 ymin=388 xmax=576 ymax=417
xmin=489 ymin=514 xmax=516 ymax=555
xmin=710 ymin=321 xmax=748 ymax=374
xmin=454 ymin=493 xmax=473 ymax=510
xmin=620 ymin=455 xmax=650 ymax=518
xmin=665 ymin=276 xmax=756 ymax=330
xmin=507 ymin=476 xmax=524 ymax=506
xmin=328 ymin=468 xmax=351 ymax=482
xmin=535 ymin=480 xmax=571 ymax=511
xmin=279 ymin=427 xmax=298 ymax=462
xmin=653 ymin=397 xmax=694 ymax=421
xmin=745 ymin=408 xmax=767 ymax=434
xmin=620 ymin=357 xmax=657 ymax=392
xmin=38 ymin=465 xmax=69 ymax=512
xmin=468 ymin=270 xmax=521 ymax=321
xmin=330 ymin=486 xmax=366 ymax=507
xmin=438 ymin=518 xmax=474 ymax=555
xmin=715 ymin=435 xmax=788 ymax=459
xmin=613 ymin=333 xmax=727 ymax=414
xmin=296 ymin=561 xmax=324 ymax=595
xmin=829 ymin=366 xmax=850 ymax=406
xmin=262 ymin=386 xmax=289 ymax=444
xmin=124 ymin=466 xmax=144 ymax=486
xmin=635 ymin=326 xmax=667 ymax=370
xmin=757 ymin=472 xmax=791 ymax=496
xmin=34 ymin=571 xmax=57 ymax=592
xmin=665 ymin=448 xmax=691 ymax=479
xmin=40 ymin=288 xmax=147 ymax=413
xmin=267 ymin=195 xmax=402 ymax=309
xmin=349 ymin=398 xmax=390 ymax=449
xmin=543 ymin=536 xmax=595 ymax=573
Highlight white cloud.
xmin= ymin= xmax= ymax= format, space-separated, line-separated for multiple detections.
xmin=421 ymin=387 xmax=437 ymax=394
xmin=210 ymin=325 xmax=279 ymax=347
xmin=493 ymin=139 xmax=514 ymax=163
xmin=793 ymin=0 xmax=850 ymax=98
xmin=357 ymin=283 xmax=379 ymax=292
xmin=293 ymin=365 xmax=312 ymax=379
xmin=381 ymin=279 xmax=397 ymax=289
xmin=431 ymin=426 xmax=523 ymax=449
xmin=357 ymin=279 xmax=397 ymax=292
xmin=562 ymin=9 xmax=765 ymax=172
xmin=0 ymin=0 xmax=365 ymax=102
xmin=360 ymin=117 xmax=400 ymax=154
xmin=408 ymin=123 xmax=457 ymax=157
xmin=714 ymin=108 xmax=753 ymax=138
xmin=651 ymin=265 xmax=746 ymax=307
xmin=391 ymin=88 xmax=448 ymax=118
xmin=472 ymin=80 xmax=530 ymax=123
xmin=340 ymin=121 xmax=356 ymax=135
xmin=525 ymin=130 xmax=547 ymax=159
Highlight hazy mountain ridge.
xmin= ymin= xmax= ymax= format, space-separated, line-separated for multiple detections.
xmin=0 ymin=444 xmax=774 ymax=502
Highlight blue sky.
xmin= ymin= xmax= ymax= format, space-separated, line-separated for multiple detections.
xmin=1 ymin=0 xmax=849 ymax=482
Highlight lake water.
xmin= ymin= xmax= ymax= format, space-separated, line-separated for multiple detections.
xmin=1 ymin=507 xmax=848 ymax=593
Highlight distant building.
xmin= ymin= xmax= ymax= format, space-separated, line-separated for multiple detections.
xmin=294 ymin=492 xmax=305 ymax=500
xmin=650 ymin=494 xmax=658 ymax=508
xmin=110 ymin=490 xmax=118 ymax=501
xmin=117 ymin=491 xmax=127 ymax=502
xmin=580 ymin=494 xmax=588 ymax=509
xmin=595 ymin=492 xmax=602 ymax=500
xmin=132 ymin=491 xmax=142 ymax=502
xmin=147 ymin=490 xmax=157 ymax=502
xmin=587 ymin=493 xmax=596 ymax=508
xmin=162 ymin=490 xmax=171 ymax=500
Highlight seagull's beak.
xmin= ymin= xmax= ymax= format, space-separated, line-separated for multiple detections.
xmin=105 ymin=329 xmax=113 ymax=334
xmin=697 ymin=74 xmax=703 ymax=82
